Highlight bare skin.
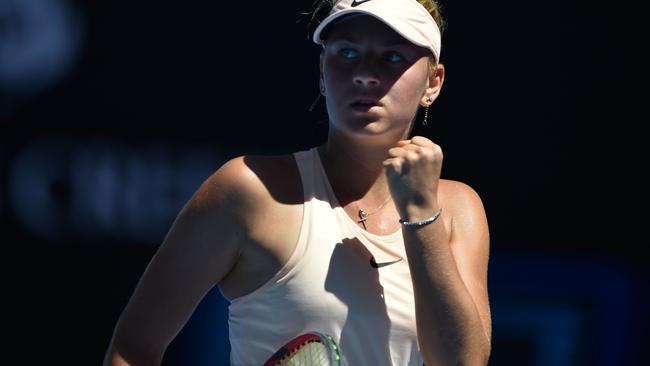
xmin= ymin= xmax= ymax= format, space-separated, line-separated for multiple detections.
xmin=103 ymin=153 xmax=481 ymax=364
xmin=104 ymin=15 xmax=490 ymax=366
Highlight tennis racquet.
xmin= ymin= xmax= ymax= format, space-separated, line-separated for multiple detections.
xmin=263 ymin=331 xmax=342 ymax=366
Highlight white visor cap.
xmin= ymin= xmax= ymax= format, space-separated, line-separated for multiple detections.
xmin=312 ymin=0 xmax=442 ymax=61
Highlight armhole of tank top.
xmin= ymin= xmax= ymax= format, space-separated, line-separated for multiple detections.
xmin=229 ymin=150 xmax=312 ymax=305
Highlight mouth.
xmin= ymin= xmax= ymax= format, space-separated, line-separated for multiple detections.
xmin=350 ymin=98 xmax=381 ymax=111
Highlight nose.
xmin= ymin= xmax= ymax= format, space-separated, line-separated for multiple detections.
xmin=353 ymin=59 xmax=380 ymax=88
xmin=354 ymin=74 xmax=380 ymax=87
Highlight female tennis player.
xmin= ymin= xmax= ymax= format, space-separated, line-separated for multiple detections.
xmin=103 ymin=0 xmax=491 ymax=365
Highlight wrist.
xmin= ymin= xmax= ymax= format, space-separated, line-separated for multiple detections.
xmin=399 ymin=207 xmax=443 ymax=227
xmin=400 ymin=201 xmax=441 ymax=221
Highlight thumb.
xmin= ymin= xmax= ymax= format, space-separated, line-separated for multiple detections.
xmin=397 ymin=139 xmax=411 ymax=146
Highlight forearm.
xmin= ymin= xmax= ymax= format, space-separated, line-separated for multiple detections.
xmin=402 ymin=206 xmax=490 ymax=366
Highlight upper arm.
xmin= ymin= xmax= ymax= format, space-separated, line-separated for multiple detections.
xmin=109 ymin=156 xmax=255 ymax=361
xmin=446 ymin=181 xmax=492 ymax=345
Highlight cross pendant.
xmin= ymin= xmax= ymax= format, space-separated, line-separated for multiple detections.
xmin=358 ymin=209 xmax=368 ymax=228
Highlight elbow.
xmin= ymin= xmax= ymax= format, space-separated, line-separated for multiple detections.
xmin=465 ymin=335 xmax=491 ymax=366
xmin=479 ymin=339 xmax=492 ymax=366
xmin=481 ymin=325 xmax=492 ymax=365
xmin=422 ymin=337 xmax=491 ymax=366
xmin=103 ymin=337 xmax=165 ymax=366
xmin=102 ymin=346 xmax=130 ymax=366
xmin=469 ymin=337 xmax=492 ymax=366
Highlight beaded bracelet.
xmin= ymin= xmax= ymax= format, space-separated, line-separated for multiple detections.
xmin=398 ymin=207 xmax=443 ymax=227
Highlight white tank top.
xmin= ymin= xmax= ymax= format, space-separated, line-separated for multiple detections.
xmin=227 ymin=147 xmax=423 ymax=365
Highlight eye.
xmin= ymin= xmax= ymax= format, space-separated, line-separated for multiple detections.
xmin=338 ymin=48 xmax=359 ymax=60
xmin=385 ymin=52 xmax=403 ymax=63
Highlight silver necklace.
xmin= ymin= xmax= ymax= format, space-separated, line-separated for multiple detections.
xmin=357 ymin=192 xmax=392 ymax=229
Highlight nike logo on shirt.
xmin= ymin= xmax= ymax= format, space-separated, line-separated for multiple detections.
xmin=370 ymin=257 xmax=403 ymax=268
xmin=351 ymin=0 xmax=373 ymax=7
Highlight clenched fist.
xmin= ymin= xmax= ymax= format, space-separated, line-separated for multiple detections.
xmin=382 ymin=136 xmax=443 ymax=217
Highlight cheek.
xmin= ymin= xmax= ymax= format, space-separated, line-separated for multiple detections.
xmin=322 ymin=60 xmax=349 ymax=90
xmin=392 ymin=75 xmax=427 ymax=103
xmin=322 ymin=53 xmax=339 ymax=78
xmin=387 ymin=59 xmax=428 ymax=97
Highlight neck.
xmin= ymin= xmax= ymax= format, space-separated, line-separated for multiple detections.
xmin=317 ymin=131 xmax=401 ymax=206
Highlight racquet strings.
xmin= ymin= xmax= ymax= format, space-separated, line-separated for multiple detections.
xmin=284 ymin=340 xmax=329 ymax=365
xmin=270 ymin=333 xmax=340 ymax=366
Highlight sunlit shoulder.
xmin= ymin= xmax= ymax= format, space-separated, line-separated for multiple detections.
xmin=438 ymin=179 xmax=489 ymax=237
xmin=197 ymin=154 xmax=288 ymax=203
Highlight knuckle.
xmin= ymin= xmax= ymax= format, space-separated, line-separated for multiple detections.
xmin=432 ymin=145 xmax=443 ymax=156
xmin=406 ymin=151 xmax=419 ymax=161
xmin=422 ymin=149 xmax=435 ymax=160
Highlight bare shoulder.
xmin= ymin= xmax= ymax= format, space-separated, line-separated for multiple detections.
xmin=202 ymin=153 xmax=302 ymax=215
xmin=199 ymin=154 xmax=273 ymax=203
xmin=439 ymin=179 xmax=487 ymax=218
xmin=438 ymin=179 xmax=490 ymax=242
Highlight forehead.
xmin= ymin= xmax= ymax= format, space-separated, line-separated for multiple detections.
xmin=324 ymin=14 xmax=412 ymax=46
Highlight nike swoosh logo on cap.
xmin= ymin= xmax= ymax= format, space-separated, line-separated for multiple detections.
xmin=370 ymin=257 xmax=403 ymax=268
xmin=351 ymin=0 xmax=373 ymax=7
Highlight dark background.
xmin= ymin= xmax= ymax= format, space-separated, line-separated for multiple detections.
xmin=1 ymin=0 xmax=647 ymax=365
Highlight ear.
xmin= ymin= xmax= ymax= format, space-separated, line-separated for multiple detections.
xmin=420 ymin=62 xmax=445 ymax=106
